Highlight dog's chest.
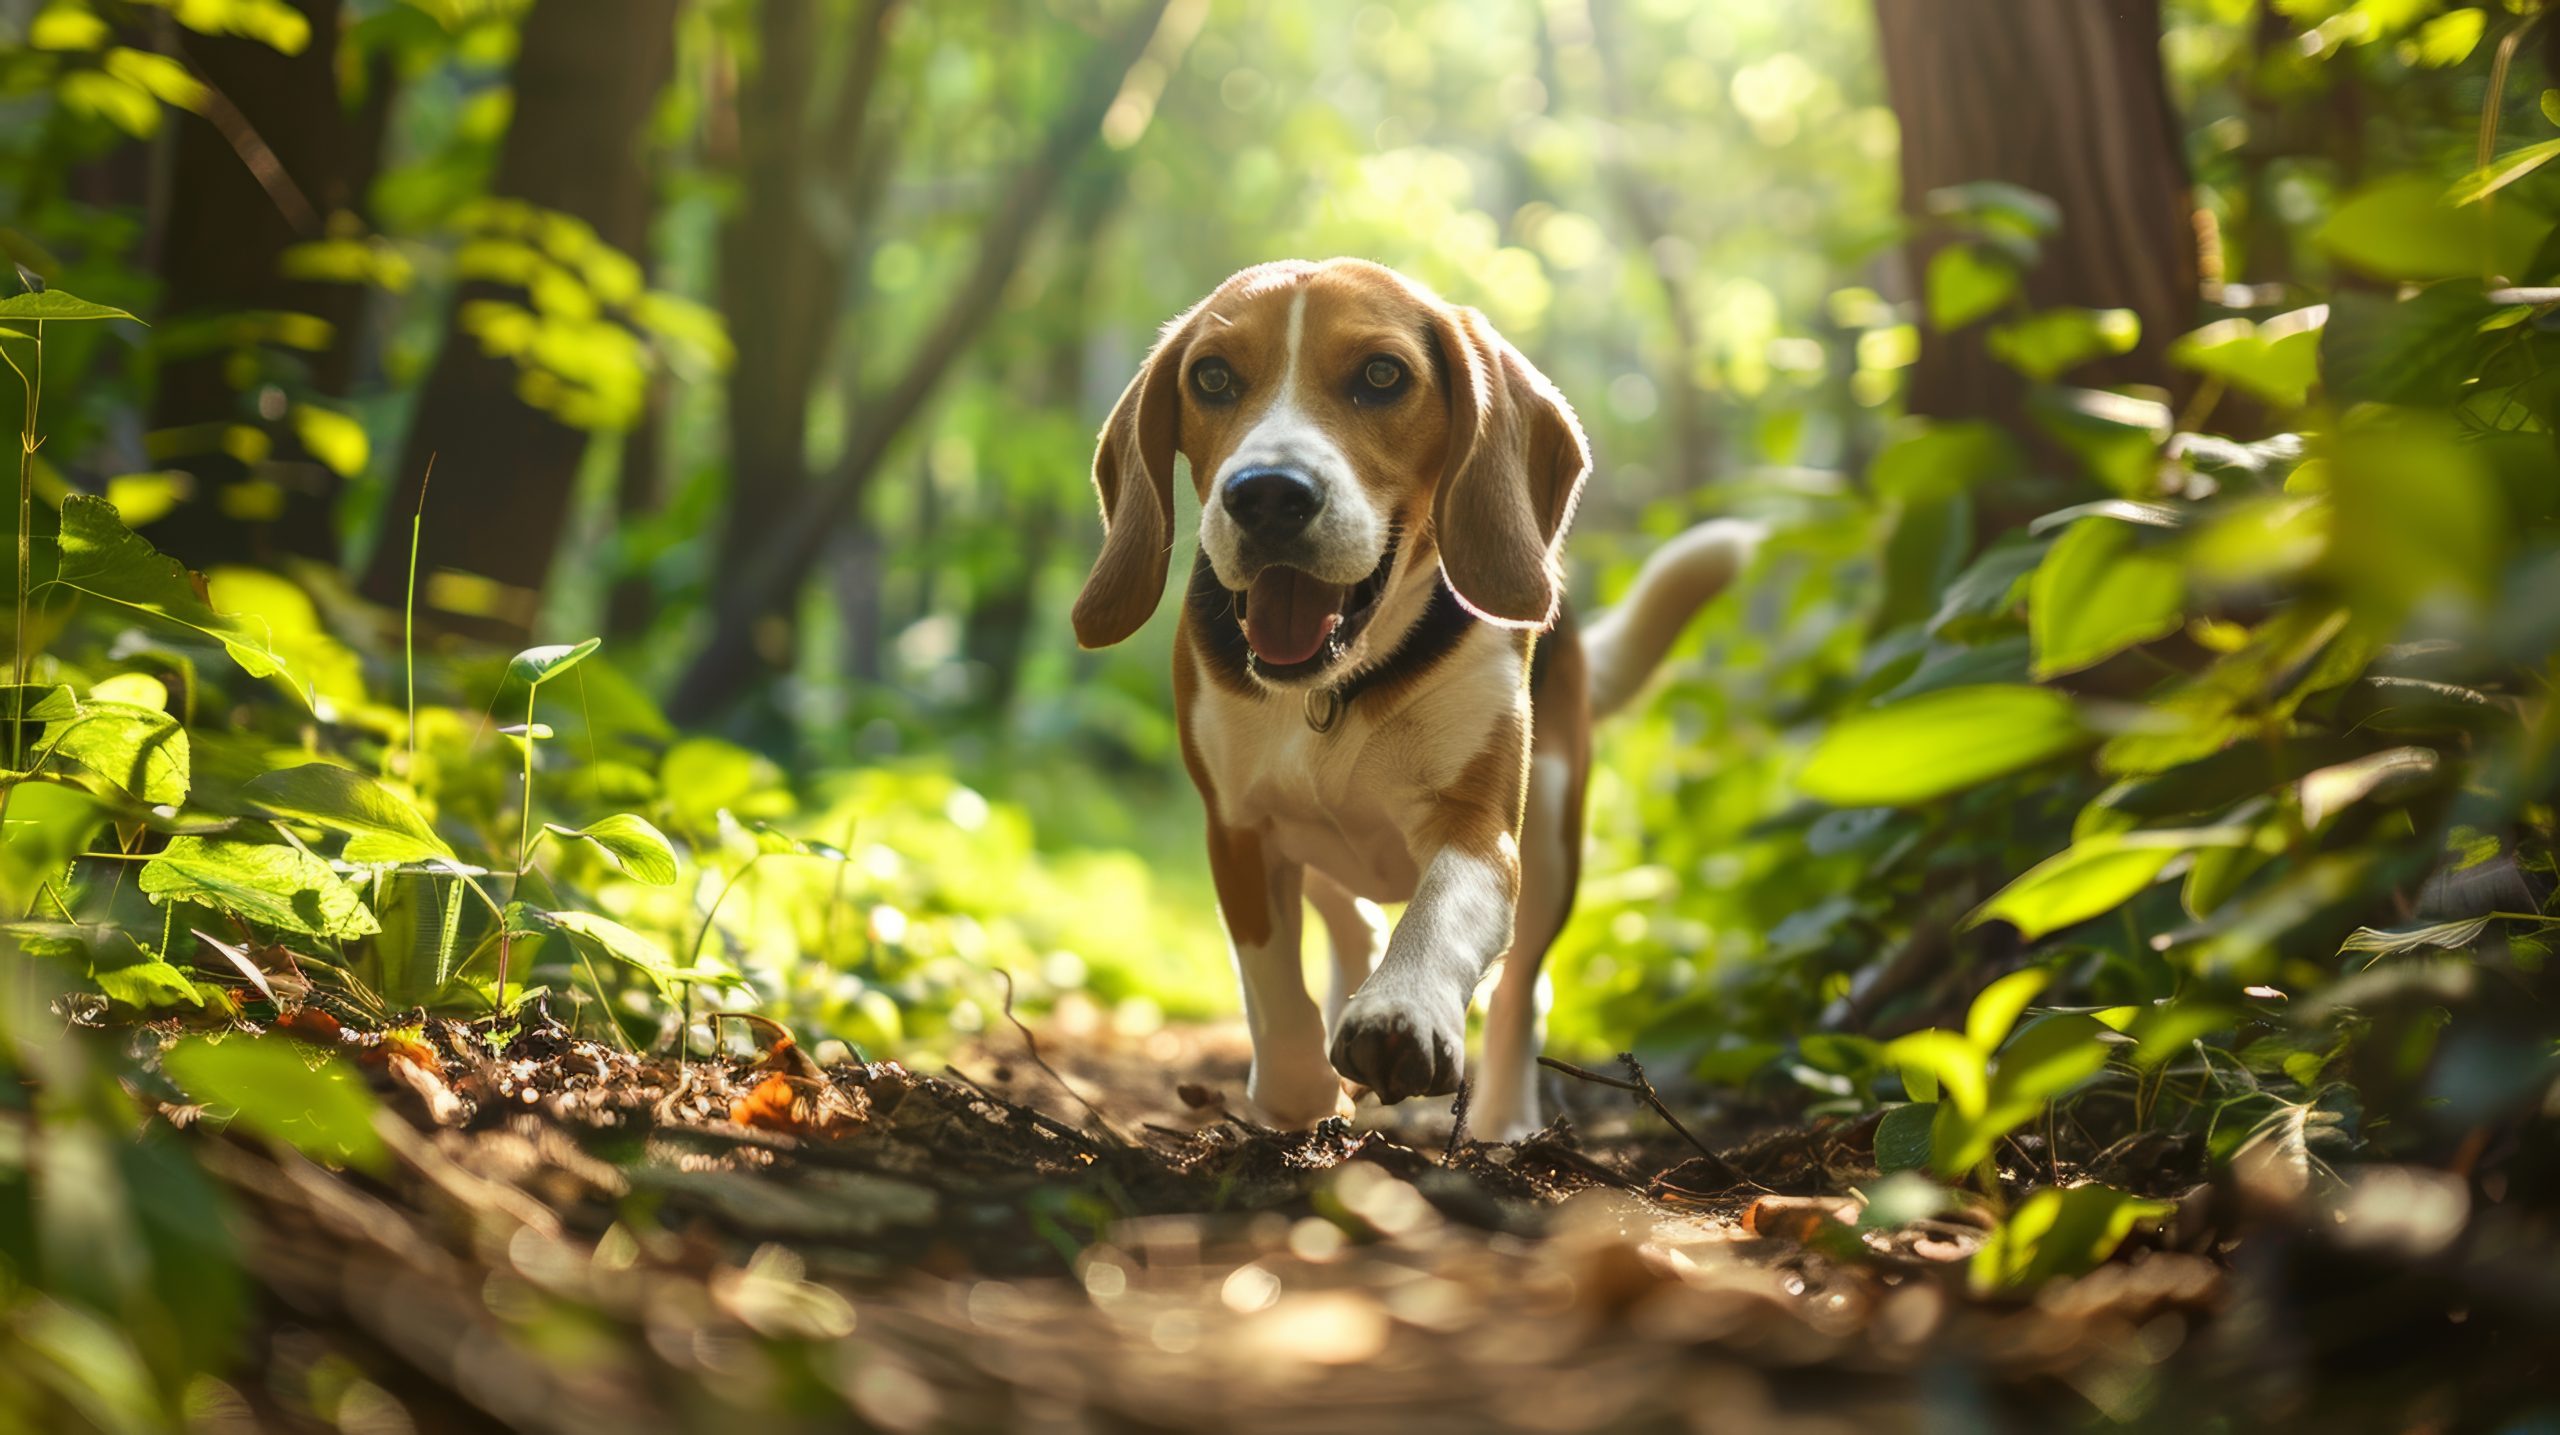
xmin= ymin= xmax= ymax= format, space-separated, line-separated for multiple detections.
xmin=1190 ymin=627 xmax=1522 ymax=904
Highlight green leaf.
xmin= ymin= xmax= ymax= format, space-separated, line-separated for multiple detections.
xmin=51 ymin=495 xmax=287 ymax=679
xmin=162 ymin=1036 xmax=386 ymax=1174
xmin=1797 ymin=685 xmax=2088 ymax=807
xmin=41 ymin=701 xmax=189 ymax=805
xmin=508 ymin=638 xmax=601 ymax=686
xmin=544 ymin=813 xmax=678 ymax=885
xmin=2027 ymin=518 xmax=2184 ymax=679
xmin=1970 ymin=1185 xmax=2172 ymax=1292
xmin=2321 ymin=283 xmax=2499 ymax=406
xmin=1 ymin=685 xmax=81 ymax=724
xmin=1869 ymin=420 xmax=2022 ymax=503
xmin=540 ymin=910 xmax=743 ymax=1003
xmin=289 ymin=403 xmax=368 ymax=478
xmin=2414 ymin=8 xmax=2484 ymax=66
xmin=2169 ymin=309 xmax=2324 ymax=408
xmin=2339 ymin=916 xmax=2496 ymax=958
xmin=2125 ymin=1002 xmax=2234 ymax=1069
xmin=1886 ymin=1029 xmax=1988 ymax=1118
xmin=1926 ymin=245 xmax=2018 ymax=331
xmin=1924 ymin=181 xmax=2060 ymax=239
xmin=1990 ymin=1014 xmax=2116 ymax=1106
xmin=139 ymin=837 xmax=380 ymax=940
xmin=1967 ymin=828 xmax=2257 ymax=940
xmin=1875 ymin=1103 xmax=1938 ymax=1173
xmin=1964 ymin=968 xmax=2050 ymax=1053
xmin=2027 ymin=386 xmax=2170 ymax=498
xmin=241 ymin=763 xmax=454 ymax=864
xmin=2450 ymin=137 xmax=2560 ymax=207
xmin=0 ymin=290 xmax=140 ymax=323
xmin=94 ymin=955 xmax=207 ymax=1009
xmin=1987 ymin=307 xmax=2139 ymax=383
xmin=2316 ymin=174 xmax=2545 ymax=280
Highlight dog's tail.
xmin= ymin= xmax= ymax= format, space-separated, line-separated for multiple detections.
xmin=1582 ymin=518 xmax=1763 ymax=721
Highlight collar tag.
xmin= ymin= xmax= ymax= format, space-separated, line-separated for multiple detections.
xmin=1304 ymin=687 xmax=1344 ymax=734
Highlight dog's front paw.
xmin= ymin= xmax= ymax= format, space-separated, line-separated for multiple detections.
xmin=1247 ymin=1060 xmax=1355 ymax=1130
xmin=1329 ymin=988 xmax=1464 ymax=1104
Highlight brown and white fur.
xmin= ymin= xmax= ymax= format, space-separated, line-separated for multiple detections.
xmin=1073 ymin=258 xmax=1757 ymax=1141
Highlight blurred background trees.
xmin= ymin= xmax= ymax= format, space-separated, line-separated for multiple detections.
xmin=2 ymin=0 xmax=2552 ymax=1033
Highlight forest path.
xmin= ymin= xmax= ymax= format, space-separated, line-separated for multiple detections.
xmin=178 ymin=1010 xmax=2232 ymax=1434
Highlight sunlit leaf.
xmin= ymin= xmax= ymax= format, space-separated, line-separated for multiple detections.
xmin=1991 ymin=1013 xmax=2116 ymax=1105
xmin=1964 ymin=968 xmax=2050 ymax=1053
xmin=2317 ymin=174 xmax=2544 ymax=280
xmin=41 ymin=701 xmax=189 ymax=806
xmin=51 ymin=495 xmax=287 ymax=679
xmin=1969 ymin=828 xmax=2261 ymax=939
xmin=1797 ymin=686 xmax=2087 ymax=807
xmin=508 ymin=637 xmax=601 ymax=686
xmin=162 ymin=1036 xmax=386 ymax=1174
xmin=140 ymin=837 xmax=380 ymax=940
xmin=1987 ymin=307 xmax=2138 ymax=383
xmin=0 ymin=290 xmax=139 ymax=323
xmin=242 ymin=763 xmax=454 ymax=864
xmin=2449 ymin=137 xmax=2560 ymax=207
xmin=1870 ymin=419 xmax=2022 ymax=503
xmin=2028 ymin=517 xmax=2184 ymax=679
xmin=289 ymin=403 xmax=368 ymax=478
xmin=1885 ymin=1029 xmax=1987 ymax=1118
xmin=544 ymin=813 xmax=678 ymax=885
xmin=2339 ymin=915 xmax=2495 ymax=957
xmin=1970 ymin=1185 xmax=2172 ymax=1291
xmin=1925 ymin=244 xmax=2017 ymax=331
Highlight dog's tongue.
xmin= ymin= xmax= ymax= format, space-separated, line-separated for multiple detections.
xmin=1244 ymin=568 xmax=1348 ymax=666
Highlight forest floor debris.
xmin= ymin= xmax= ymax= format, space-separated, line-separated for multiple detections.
xmin=150 ymin=1004 xmax=2550 ymax=1434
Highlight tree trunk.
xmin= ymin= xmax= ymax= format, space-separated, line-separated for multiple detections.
xmin=666 ymin=0 xmax=1186 ymax=721
xmin=1872 ymin=0 xmax=2199 ymax=429
xmin=357 ymin=0 xmax=681 ymax=642
xmin=148 ymin=0 xmax=380 ymax=571
xmin=711 ymin=0 xmax=900 ymax=682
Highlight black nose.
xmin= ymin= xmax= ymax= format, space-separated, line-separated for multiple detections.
xmin=1223 ymin=468 xmax=1323 ymax=538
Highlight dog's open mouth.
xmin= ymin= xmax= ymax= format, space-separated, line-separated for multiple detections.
xmin=1236 ymin=538 xmax=1397 ymax=681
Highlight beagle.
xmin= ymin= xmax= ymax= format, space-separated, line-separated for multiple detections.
xmin=1074 ymin=258 xmax=1757 ymax=1140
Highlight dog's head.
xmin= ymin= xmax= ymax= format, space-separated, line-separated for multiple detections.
xmin=1072 ymin=258 xmax=1590 ymax=686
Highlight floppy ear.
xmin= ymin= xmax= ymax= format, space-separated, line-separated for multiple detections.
xmin=1072 ymin=307 xmax=1198 ymax=648
xmin=1429 ymin=304 xmax=1592 ymax=629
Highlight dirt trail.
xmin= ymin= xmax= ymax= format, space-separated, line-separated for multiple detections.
xmin=166 ymin=1009 xmax=2529 ymax=1434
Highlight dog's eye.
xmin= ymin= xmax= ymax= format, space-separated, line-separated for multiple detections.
xmin=1192 ymin=360 xmax=1236 ymax=400
xmin=1354 ymin=356 xmax=1406 ymax=404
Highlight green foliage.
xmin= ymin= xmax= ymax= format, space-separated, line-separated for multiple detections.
xmin=49 ymin=496 xmax=285 ymax=681
xmin=242 ymin=763 xmax=453 ymax=865
xmin=161 ymin=1035 xmax=389 ymax=1175
xmin=1796 ymin=685 xmax=2088 ymax=806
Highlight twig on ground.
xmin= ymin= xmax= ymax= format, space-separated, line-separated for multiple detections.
xmin=995 ymin=969 xmax=1131 ymax=1145
xmin=1538 ymin=1052 xmax=1757 ymax=1191
xmin=1444 ymin=1077 xmax=1474 ymax=1162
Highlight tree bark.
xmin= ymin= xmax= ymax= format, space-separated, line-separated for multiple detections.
xmin=357 ymin=0 xmax=681 ymax=642
xmin=148 ymin=0 xmax=382 ymax=571
xmin=1872 ymin=0 xmax=2199 ymax=429
xmin=667 ymin=0 xmax=1185 ymax=721
xmin=712 ymin=0 xmax=902 ymax=677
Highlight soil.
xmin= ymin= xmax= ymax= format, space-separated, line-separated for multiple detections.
xmin=159 ymin=1004 xmax=2556 ymax=1434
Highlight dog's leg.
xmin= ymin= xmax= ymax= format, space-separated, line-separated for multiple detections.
xmin=1206 ymin=821 xmax=1345 ymax=1128
xmin=1329 ymin=837 xmax=1517 ymax=1103
xmin=1329 ymin=714 xmax=1528 ymax=1104
xmin=1475 ymin=751 xmax=1579 ymax=1140
xmin=1305 ymin=867 xmax=1387 ymax=1033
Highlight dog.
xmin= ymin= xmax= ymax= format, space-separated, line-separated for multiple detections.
xmin=1072 ymin=258 xmax=1758 ymax=1140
